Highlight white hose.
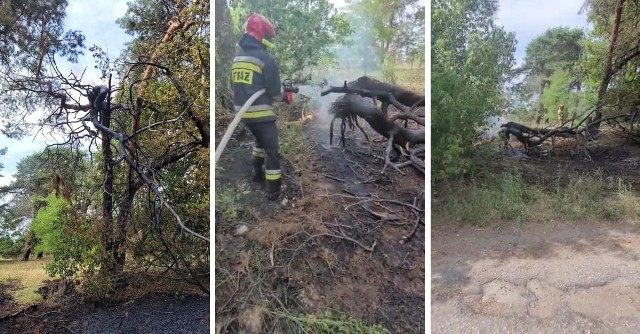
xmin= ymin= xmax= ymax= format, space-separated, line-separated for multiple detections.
xmin=215 ymin=89 xmax=266 ymax=164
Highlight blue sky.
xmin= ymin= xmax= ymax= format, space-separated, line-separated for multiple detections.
xmin=0 ymin=0 xmax=131 ymax=186
xmin=496 ymin=0 xmax=589 ymax=65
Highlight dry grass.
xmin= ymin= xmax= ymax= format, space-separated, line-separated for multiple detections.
xmin=394 ymin=64 xmax=426 ymax=94
xmin=434 ymin=170 xmax=640 ymax=226
xmin=0 ymin=257 xmax=51 ymax=304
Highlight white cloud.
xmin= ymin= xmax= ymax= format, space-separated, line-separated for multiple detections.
xmin=496 ymin=0 xmax=589 ymax=65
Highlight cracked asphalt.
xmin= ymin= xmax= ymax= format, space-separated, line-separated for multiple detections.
xmin=431 ymin=221 xmax=640 ymax=333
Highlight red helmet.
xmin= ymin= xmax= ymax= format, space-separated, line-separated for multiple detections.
xmin=244 ymin=13 xmax=275 ymax=48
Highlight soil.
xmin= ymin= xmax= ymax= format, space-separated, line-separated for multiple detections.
xmin=0 ymin=279 xmax=210 ymax=334
xmin=432 ymin=221 xmax=640 ymax=333
xmin=0 ymin=280 xmax=20 ymax=318
xmin=503 ymin=131 xmax=640 ymax=188
xmin=215 ymin=99 xmax=425 ymax=333
xmin=432 ymin=132 xmax=640 ymax=333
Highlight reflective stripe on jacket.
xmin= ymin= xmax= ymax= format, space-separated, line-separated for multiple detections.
xmin=232 ymin=35 xmax=281 ymax=123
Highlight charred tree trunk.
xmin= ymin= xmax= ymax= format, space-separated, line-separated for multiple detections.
xmin=36 ymin=252 xmax=43 ymax=259
xmin=100 ymin=95 xmax=116 ymax=274
xmin=22 ymin=245 xmax=32 ymax=261
xmin=330 ymin=94 xmax=424 ymax=147
xmin=346 ymin=76 xmax=425 ymax=116
xmin=327 ymin=93 xmax=425 ymax=174
xmin=592 ymin=0 xmax=626 ymax=133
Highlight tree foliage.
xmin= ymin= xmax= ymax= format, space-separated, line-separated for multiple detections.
xmin=0 ymin=0 xmax=85 ymax=138
xmin=511 ymin=27 xmax=585 ymax=122
xmin=0 ymin=147 xmax=91 ymax=261
xmin=521 ymin=27 xmax=584 ymax=78
xmin=30 ymin=193 xmax=96 ymax=277
xmin=330 ymin=0 xmax=424 ymax=78
xmin=581 ymin=0 xmax=640 ymax=122
xmin=0 ymin=0 xmax=84 ymax=71
xmin=227 ymin=0 xmax=352 ymax=77
xmin=348 ymin=0 xmax=424 ymax=64
xmin=0 ymin=0 xmax=210 ymax=293
xmin=431 ymin=0 xmax=516 ymax=180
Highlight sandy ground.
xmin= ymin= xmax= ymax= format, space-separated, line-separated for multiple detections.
xmin=431 ymin=220 xmax=640 ymax=333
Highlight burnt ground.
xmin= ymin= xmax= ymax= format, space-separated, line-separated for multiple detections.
xmin=0 ymin=278 xmax=209 ymax=334
xmin=510 ymin=131 xmax=640 ymax=188
xmin=215 ymin=104 xmax=425 ymax=333
xmin=0 ymin=280 xmax=20 ymax=318
xmin=432 ymin=131 xmax=640 ymax=333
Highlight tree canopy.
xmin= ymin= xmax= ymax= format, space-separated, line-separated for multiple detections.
xmin=227 ymin=0 xmax=352 ymax=77
xmin=512 ymin=27 xmax=586 ymax=122
xmin=0 ymin=0 xmax=210 ymax=294
xmin=432 ymin=0 xmax=516 ymax=179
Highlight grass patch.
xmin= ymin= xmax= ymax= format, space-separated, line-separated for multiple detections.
xmin=0 ymin=257 xmax=51 ymax=304
xmin=276 ymin=103 xmax=314 ymax=169
xmin=267 ymin=310 xmax=390 ymax=334
xmin=434 ymin=170 xmax=640 ymax=225
xmin=394 ymin=65 xmax=425 ymax=94
xmin=435 ymin=172 xmax=537 ymax=225
xmin=215 ymin=182 xmax=249 ymax=223
xmin=279 ymin=122 xmax=313 ymax=163
xmin=545 ymin=172 xmax=640 ymax=222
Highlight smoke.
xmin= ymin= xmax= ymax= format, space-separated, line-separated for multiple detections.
xmin=479 ymin=114 xmax=518 ymax=140
xmin=297 ymin=84 xmax=336 ymax=127
xmin=295 ymin=4 xmax=380 ymax=136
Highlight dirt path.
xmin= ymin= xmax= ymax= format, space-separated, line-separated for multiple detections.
xmin=431 ymin=221 xmax=640 ymax=333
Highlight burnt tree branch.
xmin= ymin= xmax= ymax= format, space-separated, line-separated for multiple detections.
xmin=327 ymin=93 xmax=425 ymax=174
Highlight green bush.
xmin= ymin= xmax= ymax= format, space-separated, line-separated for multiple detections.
xmin=431 ymin=0 xmax=516 ymax=181
xmin=0 ymin=235 xmax=24 ymax=258
xmin=30 ymin=194 xmax=98 ymax=278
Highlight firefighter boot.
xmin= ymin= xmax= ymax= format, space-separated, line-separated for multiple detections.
xmin=266 ymin=178 xmax=281 ymax=200
xmin=251 ymin=156 xmax=265 ymax=182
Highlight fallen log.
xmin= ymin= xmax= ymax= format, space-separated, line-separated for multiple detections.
xmin=330 ymin=94 xmax=424 ymax=146
xmin=347 ymin=76 xmax=425 ymax=114
xmin=329 ymin=94 xmax=424 ymax=174
xmin=322 ymin=76 xmax=425 ymax=117
xmin=499 ymin=121 xmax=579 ymax=146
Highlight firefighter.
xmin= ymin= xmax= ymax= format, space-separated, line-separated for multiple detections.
xmin=558 ymin=103 xmax=567 ymax=124
xmin=231 ymin=13 xmax=291 ymax=200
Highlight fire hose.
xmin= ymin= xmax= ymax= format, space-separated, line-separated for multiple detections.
xmin=215 ymin=80 xmax=300 ymax=164
xmin=214 ymin=89 xmax=266 ymax=164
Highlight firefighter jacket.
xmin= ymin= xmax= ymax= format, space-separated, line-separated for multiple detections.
xmin=231 ymin=35 xmax=282 ymax=123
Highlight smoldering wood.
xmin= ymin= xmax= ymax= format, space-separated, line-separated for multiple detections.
xmin=498 ymin=111 xmax=636 ymax=151
xmin=329 ymin=94 xmax=425 ymax=147
xmin=346 ymin=76 xmax=425 ymax=115
xmin=326 ymin=93 xmax=425 ymax=174
xmin=322 ymin=76 xmax=425 ymax=117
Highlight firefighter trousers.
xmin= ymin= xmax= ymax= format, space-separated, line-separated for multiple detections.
xmin=245 ymin=120 xmax=281 ymax=194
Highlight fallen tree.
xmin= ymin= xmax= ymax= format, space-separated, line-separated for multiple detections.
xmin=499 ymin=121 xmax=583 ymax=152
xmin=321 ymin=80 xmax=425 ymax=175
xmin=346 ymin=76 xmax=425 ymax=115
xmin=498 ymin=111 xmax=640 ymax=155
